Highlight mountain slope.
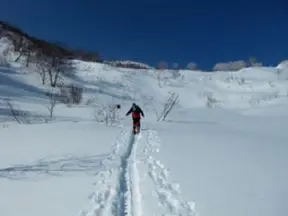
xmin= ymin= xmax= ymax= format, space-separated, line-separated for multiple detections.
xmin=0 ymin=36 xmax=288 ymax=216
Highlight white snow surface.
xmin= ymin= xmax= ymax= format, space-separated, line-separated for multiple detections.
xmin=0 ymin=39 xmax=288 ymax=216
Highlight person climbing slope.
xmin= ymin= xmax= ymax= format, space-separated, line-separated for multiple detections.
xmin=126 ymin=103 xmax=144 ymax=134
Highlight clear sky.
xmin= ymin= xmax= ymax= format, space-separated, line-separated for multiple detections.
xmin=1 ymin=0 xmax=287 ymax=70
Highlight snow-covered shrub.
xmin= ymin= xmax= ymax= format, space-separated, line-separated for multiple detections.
xmin=249 ymin=92 xmax=280 ymax=107
xmin=0 ymin=123 xmax=9 ymax=128
xmin=213 ymin=60 xmax=247 ymax=71
xmin=224 ymin=73 xmax=245 ymax=85
xmin=268 ymin=81 xmax=275 ymax=88
xmin=85 ymin=97 xmax=97 ymax=106
xmin=157 ymin=61 xmax=168 ymax=70
xmin=201 ymin=91 xmax=221 ymax=108
xmin=187 ymin=62 xmax=197 ymax=70
xmin=238 ymin=77 xmax=245 ymax=85
xmin=171 ymin=62 xmax=181 ymax=79
xmin=249 ymin=57 xmax=262 ymax=67
xmin=93 ymin=103 xmax=121 ymax=126
xmin=206 ymin=95 xmax=219 ymax=108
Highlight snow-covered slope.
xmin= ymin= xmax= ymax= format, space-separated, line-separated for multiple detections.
xmin=0 ymin=38 xmax=288 ymax=216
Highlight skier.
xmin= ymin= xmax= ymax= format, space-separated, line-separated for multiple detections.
xmin=126 ymin=103 xmax=144 ymax=134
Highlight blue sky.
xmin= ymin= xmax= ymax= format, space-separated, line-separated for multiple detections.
xmin=1 ymin=0 xmax=287 ymax=70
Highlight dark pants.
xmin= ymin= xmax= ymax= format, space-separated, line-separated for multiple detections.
xmin=133 ymin=118 xmax=140 ymax=131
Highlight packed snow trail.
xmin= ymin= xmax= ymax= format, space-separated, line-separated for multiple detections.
xmin=81 ymin=129 xmax=196 ymax=216
xmin=115 ymin=133 xmax=142 ymax=216
xmin=81 ymin=130 xmax=142 ymax=216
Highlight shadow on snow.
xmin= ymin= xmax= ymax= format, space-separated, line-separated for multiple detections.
xmin=0 ymin=153 xmax=116 ymax=181
xmin=69 ymin=74 xmax=134 ymax=101
xmin=0 ymin=69 xmax=47 ymax=98
xmin=165 ymin=119 xmax=218 ymax=125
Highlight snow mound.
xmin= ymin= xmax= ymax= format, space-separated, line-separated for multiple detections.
xmin=276 ymin=60 xmax=288 ymax=80
xmin=276 ymin=60 xmax=288 ymax=70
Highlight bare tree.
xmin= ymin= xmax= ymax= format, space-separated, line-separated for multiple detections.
xmin=23 ymin=42 xmax=34 ymax=67
xmin=48 ymin=56 xmax=65 ymax=87
xmin=46 ymin=88 xmax=58 ymax=120
xmin=36 ymin=51 xmax=48 ymax=85
xmin=13 ymin=36 xmax=35 ymax=67
xmin=158 ymin=92 xmax=179 ymax=121
xmin=36 ymin=50 xmax=73 ymax=87
xmin=13 ymin=35 xmax=25 ymax=53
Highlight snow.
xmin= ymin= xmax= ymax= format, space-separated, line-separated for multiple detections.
xmin=0 ymin=122 xmax=120 ymax=216
xmin=0 ymin=38 xmax=288 ymax=216
xmin=153 ymin=112 xmax=288 ymax=216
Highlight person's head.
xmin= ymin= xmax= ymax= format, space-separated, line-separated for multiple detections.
xmin=132 ymin=103 xmax=136 ymax=110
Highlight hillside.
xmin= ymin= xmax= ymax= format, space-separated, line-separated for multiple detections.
xmin=0 ymin=27 xmax=288 ymax=216
xmin=0 ymin=21 xmax=154 ymax=70
xmin=0 ymin=20 xmax=101 ymax=63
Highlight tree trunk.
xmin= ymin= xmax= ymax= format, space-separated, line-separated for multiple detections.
xmin=26 ymin=51 xmax=31 ymax=67
xmin=14 ymin=53 xmax=22 ymax=62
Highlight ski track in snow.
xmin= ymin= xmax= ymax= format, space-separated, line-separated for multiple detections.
xmin=81 ymin=129 xmax=196 ymax=216
xmin=81 ymin=168 xmax=117 ymax=216
xmin=114 ymin=132 xmax=142 ymax=216
xmin=80 ymin=129 xmax=130 ymax=216
xmin=81 ymin=129 xmax=142 ymax=216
